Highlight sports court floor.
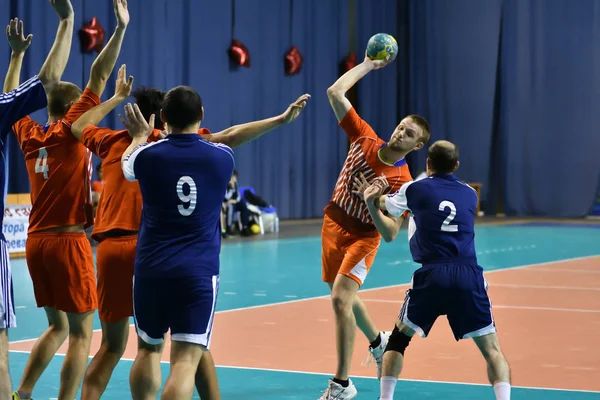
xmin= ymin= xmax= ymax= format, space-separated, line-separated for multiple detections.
xmin=7 ymin=219 xmax=600 ymax=399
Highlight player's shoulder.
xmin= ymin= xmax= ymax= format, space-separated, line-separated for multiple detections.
xmin=455 ymin=179 xmax=479 ymax=200
xmin=198 ymin=136 xmax=234 ymax=157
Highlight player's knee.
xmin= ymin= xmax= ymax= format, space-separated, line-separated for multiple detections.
xmin=384 ymin=325 xmax=412 ymax=356
xmin=47 ymin=322 xmax=69 ymax=341
xmin=331 ymin=291 xmax=353 ymax=315
xmin=474 ymin=334 xmax=503 ymax=361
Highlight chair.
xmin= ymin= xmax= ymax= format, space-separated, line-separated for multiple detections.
xmin=235 ymin=186 xmax=279 ymax=234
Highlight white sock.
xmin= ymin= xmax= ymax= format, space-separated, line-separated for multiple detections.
xmin=380 ymin=376 xmax=398 ymax=400
xmin=493 ymin=382 xmax=511 ymax=400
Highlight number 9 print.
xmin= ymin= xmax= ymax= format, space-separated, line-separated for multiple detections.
xmin=177 ymin=176 xmax=197 ymax=216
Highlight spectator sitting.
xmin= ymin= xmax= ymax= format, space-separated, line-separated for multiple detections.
xmin=223 ymin=170 xmax=254 ymax=236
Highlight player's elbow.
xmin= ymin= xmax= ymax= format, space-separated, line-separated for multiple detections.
xmin=38 ymin=74 xmax=59 ymax=94
xmin=382 ymin=227 xmax=400 ymax=243
xmin=90 ymin=62 xmax=110 ymax=85
xmin=382 ymin=233 xmax=396 ymax=243
xmin=326 ymin=86 xmax=343 ymax=100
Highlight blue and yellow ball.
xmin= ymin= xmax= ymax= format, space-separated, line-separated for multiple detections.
xmin=366 ymin=33 xmax=398 ymax=62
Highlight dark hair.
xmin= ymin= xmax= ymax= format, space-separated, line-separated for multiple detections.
xmin=408 ymin=114 xmax=431 ymax=144
xmin=47 ymin=82 xmax=83 ymax=117
xmin=162 ymin=86 xmax=203 ymax=130
xmin=95 ymin=163 xmax=102 ymax=173
xmin=232 ymin=169 xmax=238 ymax=177
xmin=428 ymin=141 xmax=459 ymax=174
xmin=132 ymin=87 xmax=166 ymax=129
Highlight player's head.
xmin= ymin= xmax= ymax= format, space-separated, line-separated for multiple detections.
xmin=47 ymin=82 xmax=83 ymax=118
xmin=229 ymin=169 xmax=238 ymax=186
xmin=132 ymin=87 xmax=166 ymax=130
xmin=426 ymin=140 xmax=460 ymax=175
xmin=388 ymin=115 xmax=431 ymax=153
xmin=96 ymin=163 xmax=103 ymax=181
xmin=160 ymin=86 xmax=204 ymax=133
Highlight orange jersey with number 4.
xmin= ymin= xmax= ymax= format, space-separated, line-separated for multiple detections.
xmin=13 ymin=88 xmax=100 ymax=233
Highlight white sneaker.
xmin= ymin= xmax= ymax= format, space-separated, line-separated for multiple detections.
xmin=363 ymin=331 xmax=391 ymax=379
xmin=318 ymin=379 xmax=358 ymax=399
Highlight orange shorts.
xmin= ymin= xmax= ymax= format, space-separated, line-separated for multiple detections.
xmin=97 ymin=235 xmax=137 ymax=323
xmin=321 ymin=215 xmax=381 ymax=286
xmin=26 ymin=232 xmax=97 ymax=313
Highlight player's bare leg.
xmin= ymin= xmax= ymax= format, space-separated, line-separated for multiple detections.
xmin=330 ymin=275 xmax=360 ymax=381
xmin=195 ymin=349 xmax=220 ymax=400
xmin=57 ymin=311 xmax=94 ymax=400
xmin=81 ymin=318 xmax=130 ymax=400
xmin=15 ymin=307 xmax=69 ymax=399
xmin=0 ymin=329 xmax=10 ymax=399
xmin=130 ymin=338 xmax=163 ymax=400
xmin=473 ymin=333 xmax=512 ymax=399
xmin=162 ymin=341 xmax=205 ymax=400
xmin=328 ymin=278 xmax=390 ymax=383
xmin=379 ymin=320 xmax=414 ymax=400
xmin=328 ymin=282 xmax=378 ymax=343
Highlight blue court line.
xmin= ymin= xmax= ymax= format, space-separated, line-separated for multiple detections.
xmin=8 ymin=351 xmax=600 ymax=399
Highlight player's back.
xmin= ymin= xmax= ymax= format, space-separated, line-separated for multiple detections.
xmin=403 ymin=174 xmax=478 ymax=265
xmin=13 ymin=88 xmax=99 ymax=232
xmin=123 ymin=134 xmax=234 ymax=278
xmin=16 ymin=118 xmax=92 ymax=232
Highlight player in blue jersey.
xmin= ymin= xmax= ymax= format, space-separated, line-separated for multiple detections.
xmin=119 ymin=86 xmax=308 ymax=399
xmin=355 ymin=140 xmax=512 ymax=400
xmin=0 ymin=2 xmax=76 ymax=397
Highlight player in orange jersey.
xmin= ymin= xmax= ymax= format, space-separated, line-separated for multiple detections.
xmin=69 ymin=71 xmax=309 ymax=399
xmin=5 ymin=1 xmax=131 ymax=399
xmin=319 ymin=51 xmax=431 ymax=399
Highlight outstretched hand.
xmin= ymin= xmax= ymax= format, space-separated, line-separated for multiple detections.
xmin=362 ymin=49 xmax=393 ymax=70
xmin=114 ymin=0 xmax=130 ymax=29
xmin=6 ymin=18 xmax=32 ymax=54
xmin=352 ymin=172 xmax=388 ymax=201
xmin=119 ymin=103 xmax=154 ymax=140
xmin=49 ymin=0 xmax=74 ymax=20
xmin=114 ymin=64 xmax=134 ymax=99
xmin=281 ymin=94 xmax=311 ymax=124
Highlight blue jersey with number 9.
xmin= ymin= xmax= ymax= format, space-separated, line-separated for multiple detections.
xmin=122 ymin=134 xmax=234 ymax=277
xmin=385 ymin=174 xmax=479 ymax=265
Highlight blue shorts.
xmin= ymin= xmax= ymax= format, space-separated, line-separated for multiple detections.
xmin=133 ymin=274 xmax=219 ymax=347
xmin=399 ymin=264 xmax=496 ymax=341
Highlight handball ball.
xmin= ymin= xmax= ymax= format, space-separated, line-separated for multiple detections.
xmin=366 ymin=33 xmax=398 ymax=62
xmin=250 ymin=224 xmax=261 ymax=234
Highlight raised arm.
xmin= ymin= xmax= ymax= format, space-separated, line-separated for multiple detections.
xmin=207 ymin=94 xmax=310 ymax=148
xmin=326 ymin=51 xmax=390 ymax=122
xmin=3 ymin=19 xmax=33 ymax=93
xmin=71 ymin=64 xmax=134 ymax=140
xmin=86 ymin=0 xmax=130 ymax=96
xmin=37 ymin=0 xmax=75 ymax=94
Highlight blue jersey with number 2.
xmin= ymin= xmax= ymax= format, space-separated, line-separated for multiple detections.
xmin=122 ymin=133 xmax=234 ymax=278
xmin=385 ymin=174 xmax=479 ymax=265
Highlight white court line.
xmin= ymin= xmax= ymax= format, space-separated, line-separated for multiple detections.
xmin=361 ymin=299 xmax=600 ymax=314
xmin=7 ymin=350 xmax=599 ymax=394
xmin=8 ymin=254 xmax=600 ymax=344
xmin=491 ymin=283 xmax=600 ymax=291
xmin=214 ymin=254 xmax=600 ymax=315
xmin=519 ymin=268 xmax=600 ymax=274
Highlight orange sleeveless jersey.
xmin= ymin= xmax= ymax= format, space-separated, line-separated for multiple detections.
xmin=13 ymin=88 xmax=100 ymax=233
xmin=81 ymin=126 xmax=211 ymax=240
xmin=324 ymin=107 xmax=412 ymax=237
